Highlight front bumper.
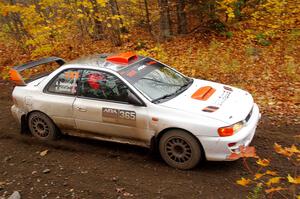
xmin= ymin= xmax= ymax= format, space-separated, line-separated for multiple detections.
xmin=199 ymin=103 xmax=261 ymax=161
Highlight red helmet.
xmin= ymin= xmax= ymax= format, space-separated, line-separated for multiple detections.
xmin=87 ymin=73 xmax=104 ymax=89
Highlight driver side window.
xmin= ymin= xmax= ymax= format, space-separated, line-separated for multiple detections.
xmin=79 ymin=70 xmax=129 ymax=103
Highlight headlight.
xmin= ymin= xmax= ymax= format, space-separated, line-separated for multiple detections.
xmin=218 ymin=121 xmax=244 ymax=137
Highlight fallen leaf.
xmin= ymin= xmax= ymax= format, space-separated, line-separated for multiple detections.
xmin=266 ymin=170 xmax=277 ymax=176
xmin=286 ymin=145 xmax=300 ymax=154
xmin=236 ymin=178 xmax=251 ymax=186
xmin=40 ymin=150 xmax=49 ymax=157
xmin=274 ymin=143 xmax=284 ymax=154
xmin=266 ymin=177 xmax=282 ymax=186
xmin=274 ymin=143 xmax=293 ymax=157
xmin=256 ymin=158 xmax=270 ymax=167
xmin=254 ymin=173 xmax=265 ymax=180
xmin=287 ymin=174 xmax=300 ymax=184
xmin=265 ymin=186 xmax=285 ymax=194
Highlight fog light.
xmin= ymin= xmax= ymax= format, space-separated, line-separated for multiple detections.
xmin=228 ymin=142 xmax=237 ymax=147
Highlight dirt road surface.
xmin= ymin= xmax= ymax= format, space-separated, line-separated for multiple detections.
xmin=0 ymin=83 xmax=299 ymax=199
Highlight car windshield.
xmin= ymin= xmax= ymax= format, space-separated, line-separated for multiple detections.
xmin=119 ymin=58 xmax=193 ymax=103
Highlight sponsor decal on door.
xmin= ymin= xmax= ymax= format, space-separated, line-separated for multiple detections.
xmin=102 ymin=108 xmax=136 ymax=126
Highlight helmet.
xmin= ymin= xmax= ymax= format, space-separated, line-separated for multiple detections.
xmin=87 ymin=73 xmax=104 ymax=90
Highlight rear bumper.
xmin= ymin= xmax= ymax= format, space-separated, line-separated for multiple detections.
xmin=11 ymin=105 xmax=25 ymax=124
xmin=199 ymin=103 xmax=261 ymax=161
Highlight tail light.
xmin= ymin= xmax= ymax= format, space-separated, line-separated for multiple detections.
xmin=218 ymin=121 xmax=244 ymax=137
xmin=12 ymin=96 xmax=18 ymax=105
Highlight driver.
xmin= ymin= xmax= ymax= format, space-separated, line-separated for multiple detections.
xmin=86 ymin=72 xmax=118 ymax=100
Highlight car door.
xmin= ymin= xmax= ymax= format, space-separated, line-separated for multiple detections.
xmin=73 ymin=69 xmax=152 ymax=144
xmin=42 ymin=69 xmax=81 ymax=130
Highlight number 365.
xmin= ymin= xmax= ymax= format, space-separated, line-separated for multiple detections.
xmin=119 ymin=110 xmax=136 ymax=120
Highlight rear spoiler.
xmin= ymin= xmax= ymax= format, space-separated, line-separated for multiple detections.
xmin=9 ymin=57 xmax=66 ymax=86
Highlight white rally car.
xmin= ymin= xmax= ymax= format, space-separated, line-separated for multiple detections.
xmin=10 ymin=52 xmax=261 ymax=170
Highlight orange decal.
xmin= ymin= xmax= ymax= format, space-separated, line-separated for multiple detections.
xmin=127 ymin=70 xmax=137 ymax=77
xmin=147 ymin=61 xmax=157 ymax=65
xmin=106 ymin=52 xmax=137 ymax=64
xmin=9 ymin=69 xmax=25 ymax=86
xmin=191 ymin=86 xmax=216 ymax=101
xmin=65 ymin=71 xmax=79 ymax=79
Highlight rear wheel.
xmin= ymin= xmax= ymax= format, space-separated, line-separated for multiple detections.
xmin=159 ymin=130 xmax=202 ymax=170
xmin=28 ymin=112 xmax=59 ymax=141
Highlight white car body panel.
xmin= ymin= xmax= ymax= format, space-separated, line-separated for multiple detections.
xmin=11 ymin=55 xmax=261 ymax=161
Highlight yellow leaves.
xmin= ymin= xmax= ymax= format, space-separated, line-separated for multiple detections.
xmin=254 ymin=173 xmax=264 ymax=180
xmin=217 ymin=1 xmax=235 ymax=20
xmin=77 ymin=14 xmax=85 ymax=19
xmin=254 ymin=170 xmax=278 ymax=180
xmin=236 ymin=178 xmax=251 ymax=186
xmin=266 ymin=177 xmax=282 ymax=186
xmin=274 ymin=143 xmax=300 ymax=157
xmin=274 ymin=143 xmax=290 ymax=156
xmin=256 ymin=158 xmax=270 ymax=167
xmin=110 ymin=15 xmax=124 ymax=21
xmin=1 ymin=4 xmax=23 ymax=16
xmin=266 ymin=170 xmax=277 ymax=176
xmin=287 ymin=174 xmax=300 ymax=184
xmin=287 ymin=145 xmax=300 ymax=153
xmin=235 ymin=144 xmax=300 ymax=196
xmin=227 ymin=9 xmax=235 ymax=19
xmin=96 ymin=0 xmax=107 ymax=7
xmin=265 ymin=186 xmax=285 ymax=194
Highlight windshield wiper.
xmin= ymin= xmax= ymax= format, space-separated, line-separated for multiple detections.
xmin=175 ymin=78 xmax=194 ymax=94
xmin=140 ymin=77 xmax=180 ymax=86
xmin=152 ymin=78 xmax=194 ymax=103
xmin=152 ymin=93 xmax=176 ymax=103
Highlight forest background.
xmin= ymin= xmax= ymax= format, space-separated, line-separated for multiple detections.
xmin=0 ymin=0 xmax=299 ymax=129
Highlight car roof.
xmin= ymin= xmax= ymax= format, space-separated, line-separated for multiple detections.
xmin=64 ymin=53 xmax=145 ymax=72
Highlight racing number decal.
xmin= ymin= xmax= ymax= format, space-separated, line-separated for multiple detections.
xmin=102 ymin=108 xmax=136 ymax=126
xmin=119 ymin=110 xmax=136 ymax=120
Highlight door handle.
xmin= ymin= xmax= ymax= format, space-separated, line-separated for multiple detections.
xmin=75 ymin=107 xmax=87 ymax=112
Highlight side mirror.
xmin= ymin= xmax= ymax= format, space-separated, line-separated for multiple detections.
xmin=128 ymin=91 xmax=144 ymax=106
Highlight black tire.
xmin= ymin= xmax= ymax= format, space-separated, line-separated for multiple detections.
xmin=28 ymin=112 xmax=59 ymax=141
xmin=159 ymin=129 xmax=202 ymax=170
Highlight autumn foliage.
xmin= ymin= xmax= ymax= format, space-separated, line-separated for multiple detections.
xmin=0 ymin=1 xmax=298 ymax=126
xmin=0 ymin=1 xmax=299 ymax=122
xmin=235 ymin=141 xmax=300 ymax=198
xmin=0 ymin=0 xmax=299 ymax=197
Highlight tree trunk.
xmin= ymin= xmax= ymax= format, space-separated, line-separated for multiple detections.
xmin=6 ymin=0 xmax=29 ymax=41
xmin=114 ymin=0 xmax=127 ymax=33
xmin=91 ymin=0 xmax=105 ymax=40
xmin=109 ymin=0 xmax=122 ymax=46
xmin=158 ymin=0 xmax=172 ymax=39
xmin=144 ymin=0 xmax=152 ymax=34
xmin=176 ymin=0 xmax=188 ymax=34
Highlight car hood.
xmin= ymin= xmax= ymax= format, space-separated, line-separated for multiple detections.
xmin=159 ymin=79 xmax=254 ymax=125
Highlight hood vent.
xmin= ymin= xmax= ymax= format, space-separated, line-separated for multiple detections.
xmin=191 ymin=86 xmax=216 ymax=101
xmin=202 ymin=106 xmax=219 ymax=113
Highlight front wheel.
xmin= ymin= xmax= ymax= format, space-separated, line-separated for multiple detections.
xmin=159 ymin=130 xmax=202 ymax=170
xmin=28 ymin=112 xmax=59 ymax=141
